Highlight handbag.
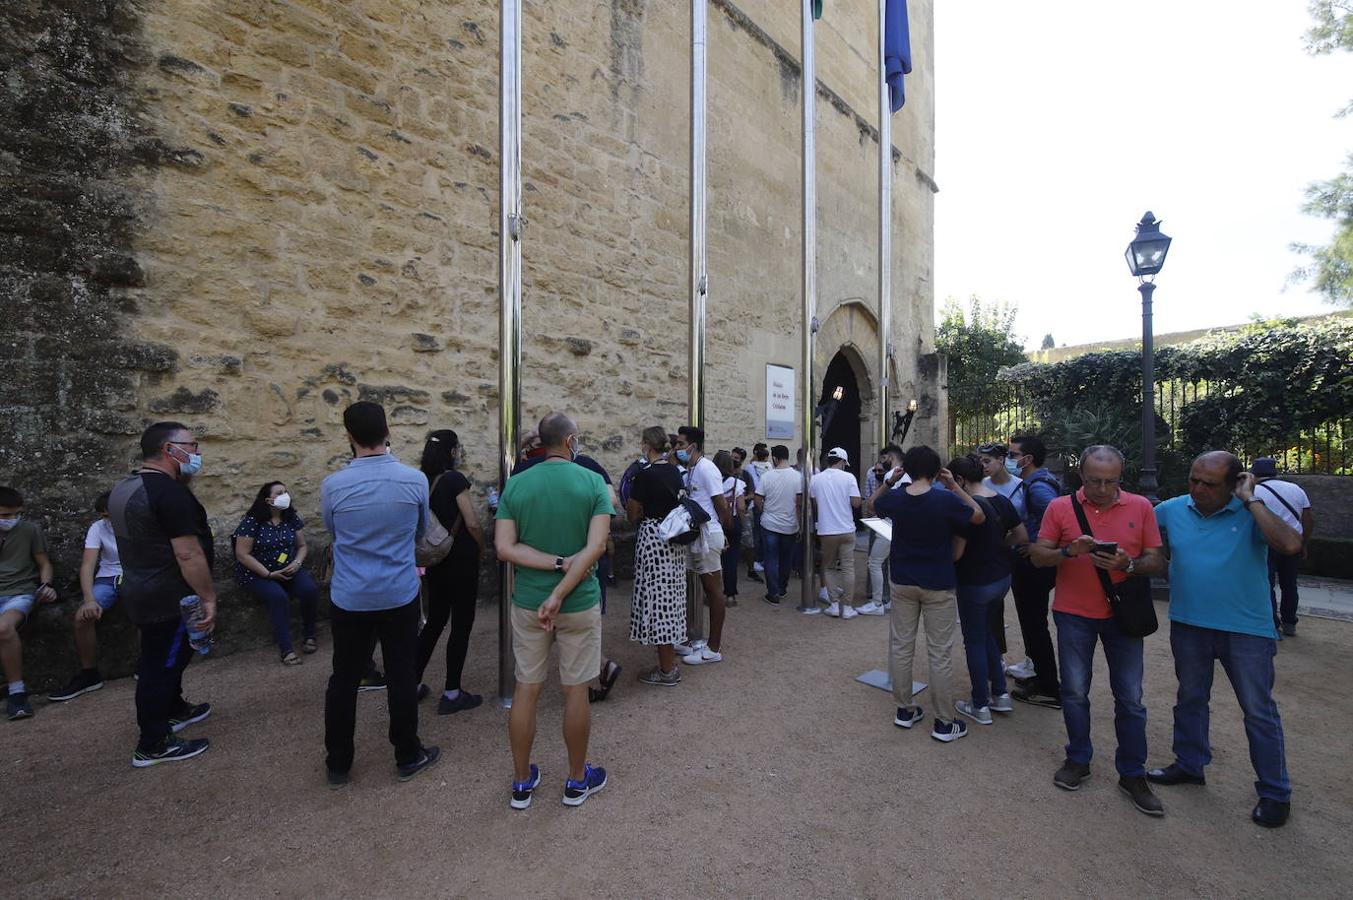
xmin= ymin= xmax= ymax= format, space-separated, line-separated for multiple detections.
xmin=414 ymin=473 xmax=461 ymax=567
xmin=657 ymin=469 xmax=710 ymax=545
xmin=1069 ymin=494 xmax=1158 ymax=638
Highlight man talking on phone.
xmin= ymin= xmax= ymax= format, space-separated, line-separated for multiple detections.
xmin=1030 ymin=445 xmax=1166 ymax=816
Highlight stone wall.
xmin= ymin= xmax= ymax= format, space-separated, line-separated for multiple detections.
xmin=4 ymin=0 xmax=937 ymax=687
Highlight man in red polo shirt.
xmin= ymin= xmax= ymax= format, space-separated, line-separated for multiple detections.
xmin=1031 ymin=445 xmax=1167 ymax=817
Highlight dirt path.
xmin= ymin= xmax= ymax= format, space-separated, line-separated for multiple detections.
xmin=6 ymin=564 xmax=1351 ymax=898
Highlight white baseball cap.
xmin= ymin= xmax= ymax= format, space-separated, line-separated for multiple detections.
xmin=826 ymin=447 xmax=849 ymax=464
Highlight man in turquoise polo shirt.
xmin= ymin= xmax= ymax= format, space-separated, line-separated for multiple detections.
xmin=495 ymin=411 xmax=613 ymax=810
xmin=1147 ymin=451 xmax=1303 ymax=829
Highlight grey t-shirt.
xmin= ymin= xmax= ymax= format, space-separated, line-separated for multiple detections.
xmin=109 ymin=471 xmax=213 ymax=625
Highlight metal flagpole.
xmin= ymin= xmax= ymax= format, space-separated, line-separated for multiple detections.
xmin=497 ymin=0 xmax=523 ymax=708
xmin=876 ymin=0 xmax=892 ymax=452
xmin=797 ymin=0 xmax=817 ymax=614
xmin=686 ymin=0 xmax=709 ymax=646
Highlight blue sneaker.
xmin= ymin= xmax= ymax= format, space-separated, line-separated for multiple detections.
xmin=511 ymin=763 xmax=542 ymax=810
xmin=562 ymin=763 xmax=607 ymax=807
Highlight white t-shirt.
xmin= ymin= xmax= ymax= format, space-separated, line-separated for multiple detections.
xmin=809 ymin=467 xmax=861 ymax=536
xmin=684 ymin=456 xmax=725 ymax=525
xmin=758 ymin=466 xmax=803 ymax=535
xmin=1254 ymin=479 xmax=1311 ymax=535
xmin=84 ymin=517 xmax=122 ymax=578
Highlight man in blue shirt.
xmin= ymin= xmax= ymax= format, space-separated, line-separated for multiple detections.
xmin=321 ymin=401 xmax=438 ymax=786
xmin=1007 ymin=435 xmax=1063 ymax=709
xmin=1147 ymin=451 xmax=1302 ymax=829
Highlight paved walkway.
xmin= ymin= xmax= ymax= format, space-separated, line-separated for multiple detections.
xmin=1296 ymin=576 xmax=1353 ymax=622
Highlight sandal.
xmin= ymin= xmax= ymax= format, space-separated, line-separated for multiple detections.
xmin=281 ymin=651 xmax=303 ymax=666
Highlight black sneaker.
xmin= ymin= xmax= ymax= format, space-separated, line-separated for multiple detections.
xmin=1054 ymin=758 xmax=1091 ymax=791
xmin=132 ymin=736 xmax=209 ymax=768
xmin=1252 ymin=797 xmax=1291 ymax=828
xmin=397 ymin=745 xmax=441 ymax=782
xmin=1012 ymin=686 xmax=1062 ymax=710
xmin=169 ymin=702 xmax=211 ymax=733
xmin=1146 ymin=763 xmax=1206 ymax=786
xmin=930 ymin=718 xmax=968 ymax=743
xmin=327 ymin=768 xmax=350 ymax=789
xmin=437 ymin=691 xmax=483 ymax=715
xmin=747 ymin=569 xmax=763 ymax=583
xmin=417 ymin=683 xmax=431 ymax=702
xmin=6 ymin=692 xmax=34 ymax=720
xmin=510 ymin=763 xmax=542 ymax=810
xmin=1281 ymin=622 xmax=1297 ymax=637
xmin=49 ymin=670 xmax=105 ymax=703
xmin=1119 ymin=776 xmax=1165 ymax=817
xmin=893 ymin=706 xmax=924 ymax=729
xmin=762 ymin=593 xmax=782 ymax=607
xmin=359 ymin=670 xmax=388 ymax=692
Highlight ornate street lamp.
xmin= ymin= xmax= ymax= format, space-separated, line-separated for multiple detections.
xmin=1126 ymin=211 xmax=1172 ymax=502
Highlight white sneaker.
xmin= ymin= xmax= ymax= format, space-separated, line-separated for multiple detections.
xmin=818 ymin=587 xmax=830 ymax=602
xmin=882 ymin=601 xmax=892 ymax=612
xmin=842 ymin=605 xmax=859 ymax=619
xmin=682 ymin=647 xmax=723 ymax=665
xmin=673 ymin=641 xmax=694 ymax=656
xmin=824 ymin=602 xmax=841 ymax=618
xmin=799 ymin=605 xmax=822 ymax=615
xmin=955 ymin=700 xmax=993 ymax=725
xmin=753 ymin=562 xmax=765 ymax=573
xmin=989 ymin=693 xmax=1014 ymax=713
xmin=1005 ymin=658 xmax=1036 ymax=680
xmin=856 ymin=601 xmax=886 ymax=616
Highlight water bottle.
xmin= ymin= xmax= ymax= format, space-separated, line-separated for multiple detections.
xmin=180 ymin=595 xmax=213 ymax=654
xmin=487 ymin=486 xmax=500 ymax=512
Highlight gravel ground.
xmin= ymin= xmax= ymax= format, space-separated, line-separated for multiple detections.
xmin=5 ymin=559 xmax=1351 ymax=898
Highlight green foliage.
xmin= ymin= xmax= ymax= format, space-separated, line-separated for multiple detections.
xmin=1040 ymin=333 xmax=1055 ymax=350
xmin=936 ymin=296 xmax=1027 ymax=419
xmin=996 ymin=317 xmax=1353 ymax=494
xmin=1295 ymin=4 xmax=1353 ymax=304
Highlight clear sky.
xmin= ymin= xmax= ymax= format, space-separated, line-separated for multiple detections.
xmin=933 ymin=1 xmax=1353 ymax=349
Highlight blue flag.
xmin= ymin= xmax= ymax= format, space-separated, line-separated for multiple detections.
xmin=885 ymin=0 xmax=912 ymax=112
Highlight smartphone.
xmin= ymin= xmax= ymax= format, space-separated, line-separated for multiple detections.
xmin=1092 ymin=541 xmax=1119 ymax=555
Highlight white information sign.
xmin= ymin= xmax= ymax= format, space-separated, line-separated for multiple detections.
xmin=766 ymin=364 xmax=795 ymax=440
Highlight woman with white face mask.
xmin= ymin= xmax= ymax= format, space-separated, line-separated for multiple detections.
xmin=233 ymin=481 xmax=320 ymax=665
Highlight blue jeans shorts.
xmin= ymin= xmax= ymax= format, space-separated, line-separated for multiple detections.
xmin=0 ymin=593 xmax=36 ymax=621
xmin=92 ymin=576 xmax=121 ymax=611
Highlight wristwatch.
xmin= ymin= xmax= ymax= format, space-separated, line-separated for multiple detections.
xmin=1125 ymin=557 xmax=1137 ymax=575
xmin=1059 ymin=545 xmax=1072 ymax=558
xmin=1243 ymin=497 xmax=1262 ymax=508
xmin=554 ymin=556 xmax=565 ymax=573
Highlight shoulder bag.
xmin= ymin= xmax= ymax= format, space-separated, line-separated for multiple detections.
xmin=415 ymin=473 xmax=461 ymax=567
xmin=1070 ymin=493 xmax=1158 ymax=638
xmin=657 ymin=468 xmax=710 ymax=545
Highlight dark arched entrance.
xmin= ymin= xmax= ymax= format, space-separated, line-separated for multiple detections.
xmin=819 ymin=350 xmax=862 ymax=482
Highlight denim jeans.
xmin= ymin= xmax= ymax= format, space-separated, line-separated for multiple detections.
xmin=243 ymin=570 xmax=319 ymax=655
xmin=1168 ymin=620 xmax=1291 ymax=802
xmin=1054 ymin=610 xmax=1148 ymax=777
xmin=1012 ymin=557 xmax=1059 ymax=695
xmin=762 ymin=529 xmax=797 ymax=598
xmin=956 ymin=577 xmax=1009 ymax=708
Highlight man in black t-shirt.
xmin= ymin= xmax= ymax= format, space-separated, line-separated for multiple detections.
xmin=109 ymin=421 xmax=216 ymax=767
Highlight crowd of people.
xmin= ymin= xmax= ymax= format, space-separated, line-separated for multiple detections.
xmin=0 ymin=404 xmax=1316 ymax=826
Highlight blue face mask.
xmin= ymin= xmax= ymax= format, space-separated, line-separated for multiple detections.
xmin=1004 ymin=458 xmax=1022 ymax=476
xmin=676 ymin=449 xmax=691 ymax=464
xmin=176 ymin=450 xmax=203 ymax=477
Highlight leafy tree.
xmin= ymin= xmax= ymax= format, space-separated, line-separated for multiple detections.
xmin=1293 ymin=2 xmax=1353 ymax=305
xmin=935 ymin=296 xmax=1027 ymax=421
xmin=1040 ymin=333 xmax=1055 ymax=349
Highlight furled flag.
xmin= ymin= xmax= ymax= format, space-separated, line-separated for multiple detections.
xmin=885 ymin=0 xmax=912 ymax=112
xmin=813 ymin=1 xmax=823 ymax=20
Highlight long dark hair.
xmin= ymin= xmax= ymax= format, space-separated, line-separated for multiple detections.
xmin=246 ymin=481 xmax=299 ymax=523
xmin=420 ymin=429 xmax=460 ymax=483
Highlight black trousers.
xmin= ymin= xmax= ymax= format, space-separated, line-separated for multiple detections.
xmin=1268 ymin=550 xmax=1301 ymax=627
xmin=325 ymin=596 xmax=422 ymax=772
xmin=135 ymin=618 xmax=195 ymax=752
xmin=1010 ymin=557 xmax=1059 ymax=695
xmin=416 ymin=556 xmax=480 ymax=693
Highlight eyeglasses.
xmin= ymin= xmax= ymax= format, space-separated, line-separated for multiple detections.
xmin=168 ymin=440 xmax=200 ymax=452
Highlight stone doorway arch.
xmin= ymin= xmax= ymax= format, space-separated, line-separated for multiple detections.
xmin=814 ymin=298 xmax=902 ymax=476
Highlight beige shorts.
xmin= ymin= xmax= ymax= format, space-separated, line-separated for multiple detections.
xmin=511 ymin=603 xmax=602 ymax=686
xmin=687 ymin=522 xmax=726 ymax=575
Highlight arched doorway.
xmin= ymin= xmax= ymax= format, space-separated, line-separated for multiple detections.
xmin=819 ymin=350 xmax=863 ymax=482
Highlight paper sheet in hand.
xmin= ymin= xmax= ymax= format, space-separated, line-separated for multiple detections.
xmin=860 ymin=517 xmax=892 ymax=542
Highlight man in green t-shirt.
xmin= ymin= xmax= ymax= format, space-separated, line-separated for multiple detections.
xmin=495 ymin=412 xmax=613 ymax=809
xmin=1 ymin=486 xmax=59 ymax=720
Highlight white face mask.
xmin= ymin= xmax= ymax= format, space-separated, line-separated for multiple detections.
xmin=271 ymin=493 xmax=292 ymax=510
xmin=0 ymin=517 xmax=20 ymax=531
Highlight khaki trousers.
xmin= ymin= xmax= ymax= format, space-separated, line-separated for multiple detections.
xmin=888 ymin=583 xmax=959 ymax=722
xmin=818 ymin=532 xmax=856 ymax=607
